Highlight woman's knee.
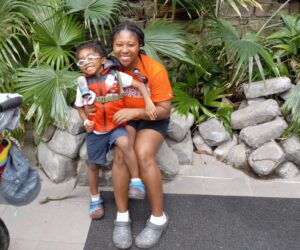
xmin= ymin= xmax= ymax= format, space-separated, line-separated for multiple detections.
xmin=135 ymin=149 xmax=156 ymax=172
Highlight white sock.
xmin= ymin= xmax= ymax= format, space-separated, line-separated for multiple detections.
xmin=91 ymin=193 xmax=100 ymax=201
xmin=149 ymin=212 xmax=167 ymax=226
xmin=131 ymin=178 xmax=142 ymax=183
xmin=116 ymin=211 xmax=130 ymax=222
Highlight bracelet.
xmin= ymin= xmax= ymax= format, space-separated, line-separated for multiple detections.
xmin=83 ymin=119 xmax=90 ymax=126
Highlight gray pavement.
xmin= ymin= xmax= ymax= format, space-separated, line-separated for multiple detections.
xmin=1 ymin=143 xmax=300 ymax=250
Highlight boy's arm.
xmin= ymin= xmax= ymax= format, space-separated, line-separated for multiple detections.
xmin=130 ymin=79 xmax=157 ymax=120
xmin=77 ymin=106 xmax=94 ymax=132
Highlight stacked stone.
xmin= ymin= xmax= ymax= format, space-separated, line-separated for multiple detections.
xmin=36 ymin=107 xmax=196 ymax=184
xmin=36 ymin=107 xmax=86 ymax=183
xmin=192 ymin=77 xmax=300 ymax=178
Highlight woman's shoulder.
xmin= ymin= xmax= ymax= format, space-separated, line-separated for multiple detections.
xmin=140 ymin=54 xmax=166 ymax=72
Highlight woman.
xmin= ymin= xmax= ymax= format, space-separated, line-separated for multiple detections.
xmin=111 ymin=21 xmax=173 ymax=249
xmin=86 ymin=21 xmax=173 ymax=249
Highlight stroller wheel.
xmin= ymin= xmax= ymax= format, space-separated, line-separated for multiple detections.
xmin=0 ymin=218 xmax=10 ymax=250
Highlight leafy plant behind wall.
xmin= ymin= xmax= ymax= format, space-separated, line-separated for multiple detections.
xmin=267 ymin=14 xmax=300 ymax=137
xmin=143 ymin=19 xmax=194 ymax=65
xmin=65 ymin=0 xmax=122 ymax=42
xmin=209 ymin=19 xmax=280 ymax=86
xmin=170 ymin=46 xmax=233 ymax=135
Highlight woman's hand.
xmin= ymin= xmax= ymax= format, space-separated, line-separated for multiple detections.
xmin=113 ymin=108 xmax=137 ymax=124
xmin=145 ymin=99 xmax=157 ymax=120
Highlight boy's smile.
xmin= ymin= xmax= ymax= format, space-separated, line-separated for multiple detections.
xmin=77 ymin=48 xmax=104 ymax=76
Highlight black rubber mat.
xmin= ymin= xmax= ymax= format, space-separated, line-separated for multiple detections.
xmin=84 ymin=191 xmax=300 ymax=250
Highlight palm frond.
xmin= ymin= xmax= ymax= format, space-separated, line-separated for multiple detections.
xmin=211 ymin=19 xmax=279 ymax=84
xmin=282 ymin=84 xmax=300 ymax=137
xmin=144 ymin=19 xmax=195 ymax=65
xmin=0 ymin=0 xmax=29 ymax=68
xmin=65 ymin=0 xmax=121 ymax=41
xmin=23 ymin=3 xmax=84 ymax=69
xmin=15 ymin=66 xmax=80 ymax=135
xmin=267 ymin=14 xmax=300 ymax=57
xmin=172 ymin=88 xmax=203 ymax=120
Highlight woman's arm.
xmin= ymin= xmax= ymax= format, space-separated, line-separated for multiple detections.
xmin=130 ymin=79 xmax=157 ymax=120
xmin=113 ymin=99 xmax=172 ymax=125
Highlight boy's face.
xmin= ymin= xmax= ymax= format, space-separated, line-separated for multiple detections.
xmin=77 ymin=48 xmax=105 ymax=76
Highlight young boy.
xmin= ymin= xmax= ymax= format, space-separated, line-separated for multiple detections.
xmin=74 ymin=40 xmax=157 ymax=220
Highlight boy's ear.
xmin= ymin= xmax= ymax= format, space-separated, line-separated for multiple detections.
xmin=101 ymin=58 xmax=107 ymax=65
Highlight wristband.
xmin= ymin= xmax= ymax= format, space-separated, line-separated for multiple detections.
xmin=83 ymin=119 xmax=90 ymax=126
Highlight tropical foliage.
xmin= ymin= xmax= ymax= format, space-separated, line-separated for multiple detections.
xmin=269 ymin=14 xmax=300 ymax=136
xmin=0 ymin=0 xmax=299 ymax=138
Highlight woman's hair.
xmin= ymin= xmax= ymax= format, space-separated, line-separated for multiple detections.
xmin=75 ymin=39 xmax=108 ymax=59
xmin=111 ymin=21 xmax=145 ymax=47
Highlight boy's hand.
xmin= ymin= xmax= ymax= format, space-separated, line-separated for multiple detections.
xmin=83 ymin=119 xmax=94 ymax=132
xmin=84 ymin=104 xmax=96 ymax=116
xmin=145 ymin=99 xmax=157 ymax=120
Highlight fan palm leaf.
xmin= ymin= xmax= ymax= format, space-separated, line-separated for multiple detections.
xmin=267 ymin=15 xmax=300 ymax=58
xmin=65 ymin=0 xmax=121 ymax=41
xmin=0 ymin=0 xmax=29 ymax=69
xmin=211 ymin=19 xmax=279 ymax=85
xmin=173 ymin=87 xmax=212 ymax=122
xmin=23 ymin=3 xmax=84 ymax=69
xmin=282 ymin=84 xmax=300 ymax=137
xmin=15 ymin=66 xmax=79 ymax=135
xmin=143 ymin=19 xmax=194 ymax=65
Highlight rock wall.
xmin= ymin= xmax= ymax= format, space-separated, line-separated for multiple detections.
xmin=36 ymin=108 xmax=194 ymax=184
xmin=36 ymin=77 xmax=300 ymax=183
xmin=192 ymin=77 xmax=300 ymax=179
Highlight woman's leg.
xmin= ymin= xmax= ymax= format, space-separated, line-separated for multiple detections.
xmin=134 ymin=129 xmax=164 ymax=216
xmin=134 ymin=129 xmax=168 ymax=248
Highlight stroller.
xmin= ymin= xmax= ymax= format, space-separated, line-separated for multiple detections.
xmin=0 ymin=93 xmax=41 ymax=250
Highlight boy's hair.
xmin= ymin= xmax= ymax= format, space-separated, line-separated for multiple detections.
xmin=75 ymin=39 xmax=108 ymax=59
xmin=111 ymin=21 xmax=145 ymax=47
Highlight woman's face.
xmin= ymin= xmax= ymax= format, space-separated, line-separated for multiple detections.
xmin=113 ymin=30 xmax=141 ymax=70
xmin=77 ymin=48 xmax=105 ymax=76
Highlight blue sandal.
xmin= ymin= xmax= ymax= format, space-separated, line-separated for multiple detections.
xmin=128 ymin=181 xmax=146 ymax=200
xmin=89 ymin=199 xmax=104 ymax=220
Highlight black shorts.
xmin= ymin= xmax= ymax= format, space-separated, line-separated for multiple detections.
xmin=127 ymin=118 xmax=170 ymax=136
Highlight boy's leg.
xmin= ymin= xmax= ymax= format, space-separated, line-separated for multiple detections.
xmin=115 ymin=136 xmax=140 ymax=178
xmin=88 ymin=163 xmax=104 ymax=220
xmin=88 ymin=163 xmax=100 ymax=196
xmin=111 ymin=127 xmax=145 ymax=200
xmin=86 ymin=132 xmax=108 ymax=220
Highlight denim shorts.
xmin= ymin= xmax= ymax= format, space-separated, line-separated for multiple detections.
xmin=86 ymin=127 xmax=128 ymax=165
xmin=127 ymin=118 xmax=170 ymax=136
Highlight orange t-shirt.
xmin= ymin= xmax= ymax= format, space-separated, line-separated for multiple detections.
xmin=122 ymin=54 xmax=173 ymax=109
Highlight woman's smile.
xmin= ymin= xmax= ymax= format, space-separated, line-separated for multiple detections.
xmin=113 ymin=30 xmax=141 ymax=70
